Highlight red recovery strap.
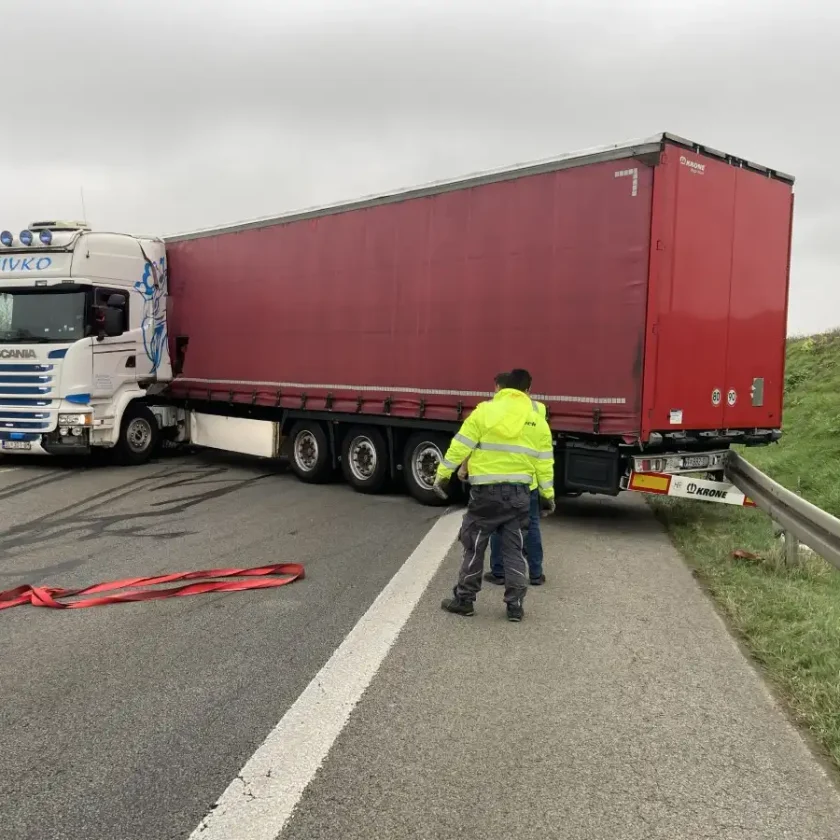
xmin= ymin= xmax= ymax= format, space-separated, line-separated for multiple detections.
xmin=0 ymin=563 xmax=304 ymax=611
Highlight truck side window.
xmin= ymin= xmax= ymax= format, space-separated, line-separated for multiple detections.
xmin=93 ymin=288 xmax=129 ymax=333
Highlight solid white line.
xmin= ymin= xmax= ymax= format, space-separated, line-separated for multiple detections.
xmin=0 ymin=467 xmax=18 ymax=474
xmin=188 ymin=509 xmax=463 ymax=840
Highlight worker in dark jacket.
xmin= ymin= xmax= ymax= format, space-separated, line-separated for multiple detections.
xmin=433 ymin=368 xmax=555 ymax=622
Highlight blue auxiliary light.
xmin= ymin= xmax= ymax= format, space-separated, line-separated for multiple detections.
xmin=19 ymin=230 xmax=33 ymax=246
xmin=39 ymin=229 xmax=52 ymax=245
xmin=0 ymin=231 xmax=12 ymax=247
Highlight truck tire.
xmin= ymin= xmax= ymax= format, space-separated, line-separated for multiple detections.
xmin=114 ymin=403 xmax=160 ymax=466
xmin=341 ymin=426 xmax=390 ymax=494
xmin=403 ymin=432 xmax=456 ymax=506
xmin=288 ymin=421 xmax=332 ymax=484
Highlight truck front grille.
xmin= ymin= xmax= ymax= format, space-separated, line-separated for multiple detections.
xmin=0 ymin=362 xmax=58 ymax=434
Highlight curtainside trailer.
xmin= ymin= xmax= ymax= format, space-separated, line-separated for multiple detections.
xmin=0 ymin=132 xmax=794 ymax=507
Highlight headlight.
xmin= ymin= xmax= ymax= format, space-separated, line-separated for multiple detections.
xmin=58 ymin=413 xmax=91 ymax=426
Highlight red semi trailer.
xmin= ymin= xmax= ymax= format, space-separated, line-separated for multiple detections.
xmin=157 ymin=132 xmax=793 ymax=505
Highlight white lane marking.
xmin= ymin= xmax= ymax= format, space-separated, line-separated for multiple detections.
xmin=189 ymin=509 xmax=463 ymax=840
xmin=0 ymin=467 xmax=19 ymax=474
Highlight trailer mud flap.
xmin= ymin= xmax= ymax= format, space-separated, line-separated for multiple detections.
xmin=628 ymin=472 xmax=755 ymax=507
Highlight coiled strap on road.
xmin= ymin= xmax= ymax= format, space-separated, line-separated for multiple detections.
xmin=0 ymin=563 xmax=305 ymax=611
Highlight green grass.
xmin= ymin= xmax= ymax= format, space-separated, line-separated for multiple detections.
xmin=651 ymin=328 xmax=840 ymax=768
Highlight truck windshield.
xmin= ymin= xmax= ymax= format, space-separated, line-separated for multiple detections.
xmin=0 ymin=289 xmax=87 ymax=343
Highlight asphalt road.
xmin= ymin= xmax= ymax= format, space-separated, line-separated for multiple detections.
xmin=0 ymin=452 xmax=441 ymax=840
xmin=2 ymin=455 xmax=840 ymax=840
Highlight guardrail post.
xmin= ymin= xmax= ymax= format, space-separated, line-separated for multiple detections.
xmin=727 ymin=451 xmax=840 ymax=572
xmin=784 ymin=531 xmax=801 ymax=567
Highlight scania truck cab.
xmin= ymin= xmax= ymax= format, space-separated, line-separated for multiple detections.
xmin=0 ymin=221 xmax=172 ymax=462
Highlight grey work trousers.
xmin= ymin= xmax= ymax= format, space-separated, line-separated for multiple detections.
xmin=454 ymin=483 xmax=531 ymax=605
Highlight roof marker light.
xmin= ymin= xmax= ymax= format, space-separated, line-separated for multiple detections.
xmin=0 ymin=231 xmax=12 ymax=246
xmin=39 ymin=229 xmax=52 ymax=245
xmin=19 ymin=230 xmax=33 ymax=246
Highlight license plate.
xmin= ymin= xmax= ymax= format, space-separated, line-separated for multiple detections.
xmin=682 ymin=455 xmax=710 ymax=469
xmin=2 ymin=440 xmax=31 ymax=451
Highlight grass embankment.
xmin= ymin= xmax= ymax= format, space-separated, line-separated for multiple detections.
xmin=652 ymin=329 xmax=840 ymax=768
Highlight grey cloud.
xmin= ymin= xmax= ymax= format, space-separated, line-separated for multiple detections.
xmin=1 ymin=0 xmax=838 ymax=333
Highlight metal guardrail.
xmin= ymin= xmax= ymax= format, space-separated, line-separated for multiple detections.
xmin=726 ymin=451 xmax=840 ymax=570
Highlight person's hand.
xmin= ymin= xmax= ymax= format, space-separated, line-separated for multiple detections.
xmin=457 ymin=463 xmax=469 ymax=482
xmin=432 ymin=476 xmax=450 ymax=500
xmin=540 ymin=497 xmax=556 ymax=517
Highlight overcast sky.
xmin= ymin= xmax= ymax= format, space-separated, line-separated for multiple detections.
xmin=2 ymin=0 xmax=837 ymax=335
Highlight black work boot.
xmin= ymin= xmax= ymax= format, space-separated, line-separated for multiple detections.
xmin=529 ymin=574 xmax=546 ymax=586
xmin=506 ymin=601 xmax=524 ymax=622
xmin=483 ymin=571 xmax=504 ymax=585
xmin=441 ymin=596 xmax=475 ymax=617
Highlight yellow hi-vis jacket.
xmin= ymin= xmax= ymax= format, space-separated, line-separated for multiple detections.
xmin=528 ymin=399 xmax=548 ymax=492
xmin=437 ymin=388 xmax=555 ymax=500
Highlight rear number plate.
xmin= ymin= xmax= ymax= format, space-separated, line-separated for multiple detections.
xmin=682 ymin=455 xmax=710 ymax=469
xmin=2 ymin=440 xmax=31 ymax=451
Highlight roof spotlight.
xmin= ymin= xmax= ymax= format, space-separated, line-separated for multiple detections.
xmin=39 ymin=229 xmax=53 ymax=245
xmin=0 ymin=231 xmax=12 ymax=247
xmin=19 ymin=230 xmax=33 ymax=246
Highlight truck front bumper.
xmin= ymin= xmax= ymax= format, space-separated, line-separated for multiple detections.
xmin=1 ymin=423 xmax=92 ymax=457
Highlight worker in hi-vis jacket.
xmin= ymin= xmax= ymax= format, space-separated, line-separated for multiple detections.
xmin=485 ymin=394 xmax=549 ymax=587
xmin=433 ymin=368 xmax=555 ymax=622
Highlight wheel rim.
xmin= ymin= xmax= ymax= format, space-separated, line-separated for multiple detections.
xmin=348 ymin=436 xmax=377 ymax=482
xmin=126 ymin=418 xmax=152 ymax=453
xmin=412 ymin=442 xmax=442 ymax=490
xmin=294 ymin=431 xmax=319 ymax=472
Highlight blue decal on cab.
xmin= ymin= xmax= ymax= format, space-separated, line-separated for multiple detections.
xmin=0 ymin=256 xmax=52 ymax=272
xmin=134 ymin=256 xmax=167 ymax=374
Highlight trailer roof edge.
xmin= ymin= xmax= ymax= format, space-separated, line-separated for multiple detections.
xmin=164 ymin=133 xmax=793 ymax=242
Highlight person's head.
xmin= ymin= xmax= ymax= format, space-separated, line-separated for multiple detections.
xmin=493 ymin=371 xmax=509 ymax=392
xmin=506 ymin=368 xmax=532 ymax=394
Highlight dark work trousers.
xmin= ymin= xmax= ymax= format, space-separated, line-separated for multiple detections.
xmin=454 ymin=483 xmax=531 ymax=605
xmin=490 ymin=488 xmax=543 ymax=580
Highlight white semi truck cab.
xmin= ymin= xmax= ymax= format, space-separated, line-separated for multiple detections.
xmin=0 ymin=221 xmax=172 ymax=462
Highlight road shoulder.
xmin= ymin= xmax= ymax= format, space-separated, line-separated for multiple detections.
xmin=280 ymin=495 xmax=840 ymax=840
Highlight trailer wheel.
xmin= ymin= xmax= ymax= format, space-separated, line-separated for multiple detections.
xmin=403 ymin=432 xmax=456 ymax=506
xmin=114 ymin=403 xmax=160 ymax=466
xmin=288 ymin=421 xmax=332 ymax=484
xmin=341 ymin=426 xmax=389 ymax=494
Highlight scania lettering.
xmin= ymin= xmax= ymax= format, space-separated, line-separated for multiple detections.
xmin=0 ymin=133 xmax=795 ymax=510
xmin=0 ymin=348 xmax=37 ymax=359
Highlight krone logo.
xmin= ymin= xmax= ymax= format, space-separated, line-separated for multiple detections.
xmin=686 ymin=481 xmax=728 ymax=500
xmin=679 ymin=155 xmax=706 ymax=173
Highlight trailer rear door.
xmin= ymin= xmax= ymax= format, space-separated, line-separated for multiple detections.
xmin=642 ymin=145 xmax=792 ymax=438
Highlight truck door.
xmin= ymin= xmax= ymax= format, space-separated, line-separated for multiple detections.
xmin=644 ymin=149 xmax=738 ymax=434
xmin=91 ymin=287 xmax=135 ymax=402
xmin=720 ymin=173 xmax=792 ymax=431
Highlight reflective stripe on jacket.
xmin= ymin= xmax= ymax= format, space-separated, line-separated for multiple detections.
xmin=528 ymin=399 xmax=549 ymax=492
xmin=437 ymin=388 xmax=555 ymax=500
